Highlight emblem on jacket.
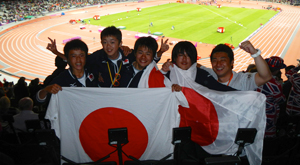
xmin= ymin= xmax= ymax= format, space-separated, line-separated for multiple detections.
xmin=70 ymin=83 xmax=77 ymax=87
xmin=88 ymin=73 xmax=94 ymax=81
xmin=123 ymin=59 xmax=129 ymax=65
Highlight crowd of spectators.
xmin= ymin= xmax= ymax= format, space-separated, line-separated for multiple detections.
xmin=0 ymin=0 xmax=122 ymax=25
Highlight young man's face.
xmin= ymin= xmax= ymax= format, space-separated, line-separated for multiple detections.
xmin=68 ymin=49 xmax=86 ymax=73
xmin=175 ymin=51 xmax=192 ymax=70
xmin=101 ymin=35 xmax=122 ymax=60
xmin=211 ymin=52 xmax=234 ymax=81
xmin=135 ymin=46 xmax=154 ymax=70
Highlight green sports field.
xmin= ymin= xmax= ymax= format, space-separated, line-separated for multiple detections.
xmin=84 ymin=3 xmax=278 ymax=47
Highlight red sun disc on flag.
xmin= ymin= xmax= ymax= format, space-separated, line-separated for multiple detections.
xmin=179 ymin=87 xmax=219 ymax=146
xmin=79 ymin=107 xmax=148 ymax=163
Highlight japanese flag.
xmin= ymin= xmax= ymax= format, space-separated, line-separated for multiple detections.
xmin=169 ymin=64 xmax=266 ymax=165
xmin=46 ymin=87 xmax=188 ymax=164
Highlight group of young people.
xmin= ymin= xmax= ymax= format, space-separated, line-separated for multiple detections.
xmin=34 ymin=25 xmax=281 ymax=164
xmin=36 ymin=26 xmax=173 ymax=103
xmin=38 ymin=25 xmax=272 ymax=104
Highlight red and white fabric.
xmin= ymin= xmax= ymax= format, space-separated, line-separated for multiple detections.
xmin=168 ymin=65 xmax=266 ymax=165
xmin=46 ymin=88 xmax=188 ymax=164
xmin=138 ymin=61 xmax=172 ymax=88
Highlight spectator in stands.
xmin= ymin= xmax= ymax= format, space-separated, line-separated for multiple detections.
xmin=28 ymin=78 xmax=42 ymax=101
xmin=0 ymin=96 xmax=18 ymax=116
xmin=285 ymin=64 xmax=300 ymax=116
xmin=13 ymin=97 xmax=38 ymax=132
xmin=277 ymin=64 xmax=297 ymax=129
xmin=36 ymin=39 xmax=100 ymax=104
xmin=282 ymin=65 xmax=296 ymax=99
xmin=47 ymin=26 xmax=169 ymax=87
xmin=43 ymin=56 xmax=68 ymax=87
xmin=161 ymin=41 xmax=236 ymax=91
xmin=198 ymin=41 xmax=272 ymax=91
xmin=0 ymin=96 xmax=11 ymax=118
xmin=249 ymin=57 xmax=286 ymax=138
xmin=13 ymin=77 xmax=29 ymax=106
xmin=0 ymin=96 xmax=19 ymax=132
xmin=3 ymin=81 xmax=14 ymax=99
xmin=275 ymin=70 xmax=284 ymax=85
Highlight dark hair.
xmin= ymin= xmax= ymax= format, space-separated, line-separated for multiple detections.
xmin=285 ymin=65 xmax=295 ymax=72
xmin=134 ymin=37 xmax=158 ymax=58
xmin=63 ymin=39 xmax=88 ymax=59
xmin=269 ymin=66 xmax=280 ymax=73
xmin=172 ymin=41 xmax=197 ymax=64
xmin=18 ymin=97 xmax=33 ymax=111
xmin=16 ymin=77 xmax=26 ymax=85
xmin=101 ymin=26 xmax=122 ymax=44
xmin=210 ymin=44 xmax=234 ymax=63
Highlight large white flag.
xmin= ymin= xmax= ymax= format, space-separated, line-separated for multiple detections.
xmin=46 ymin=87 xmax=188 ymax=164
xmin=169 ymin=65 xmax=267 ymax=165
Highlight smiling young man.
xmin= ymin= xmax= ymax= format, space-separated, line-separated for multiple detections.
xmin=119 ymin=36 xmax=158 ymax=87
xmin=47 ymin=26 xmax=169 ymax=88
xmin=37 ymin=39 xmax=100 ymax=104
xmin=200 ymin=40 xmax=272 ymax=91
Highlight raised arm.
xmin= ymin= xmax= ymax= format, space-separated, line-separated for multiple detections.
xmin=46 ymin=37 xmax=67 ymax=61
xmin=239 ymin=41 xmax=272 ymax=87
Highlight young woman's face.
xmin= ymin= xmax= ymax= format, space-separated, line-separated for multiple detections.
xmin=175 ymin=51 xmax=192 ymax=70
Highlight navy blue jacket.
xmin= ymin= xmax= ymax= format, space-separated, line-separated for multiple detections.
xmin=49 ymin=69 xmax=100 ymax=87
xmin=119 ymin=64 xmax=145 ymax=88
xmin=35 ymin=68 xmax=100 ymax=105
xmin=87 ymin=48 xmax=161 ymax=87
xmin=87 ymin=48 xmax=135 ymax=87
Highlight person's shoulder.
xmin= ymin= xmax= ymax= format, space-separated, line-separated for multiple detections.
xmin=55 ymin=69 xmax=69 ymax=77
xmin=49 ymin=70 xmax=70 ymax=85
xmin=234 ymin=71 xmax=255 ymax=78
xmin=196 ymin=67 xmax=213 ymax=77
xmin=91 ymin=49 xmax=105 ymax=55
xmin=88 ymin=49 xmax=107 ymax=59
xmin=197 ymin=67 xmax=209 ymax=73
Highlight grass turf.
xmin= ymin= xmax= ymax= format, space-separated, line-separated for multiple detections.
xmin=84 ymin=3 xmax=278 ymax=47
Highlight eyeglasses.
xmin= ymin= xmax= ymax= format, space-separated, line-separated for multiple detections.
xmin=112 ymin=73 xmax=121 ymax=87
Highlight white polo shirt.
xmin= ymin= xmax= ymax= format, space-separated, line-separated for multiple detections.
xmin=200 ymin=66 xmax=258 ymax=91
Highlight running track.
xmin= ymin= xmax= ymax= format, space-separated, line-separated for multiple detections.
xmin=0 ymin=0 xmax=299 ymax=81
